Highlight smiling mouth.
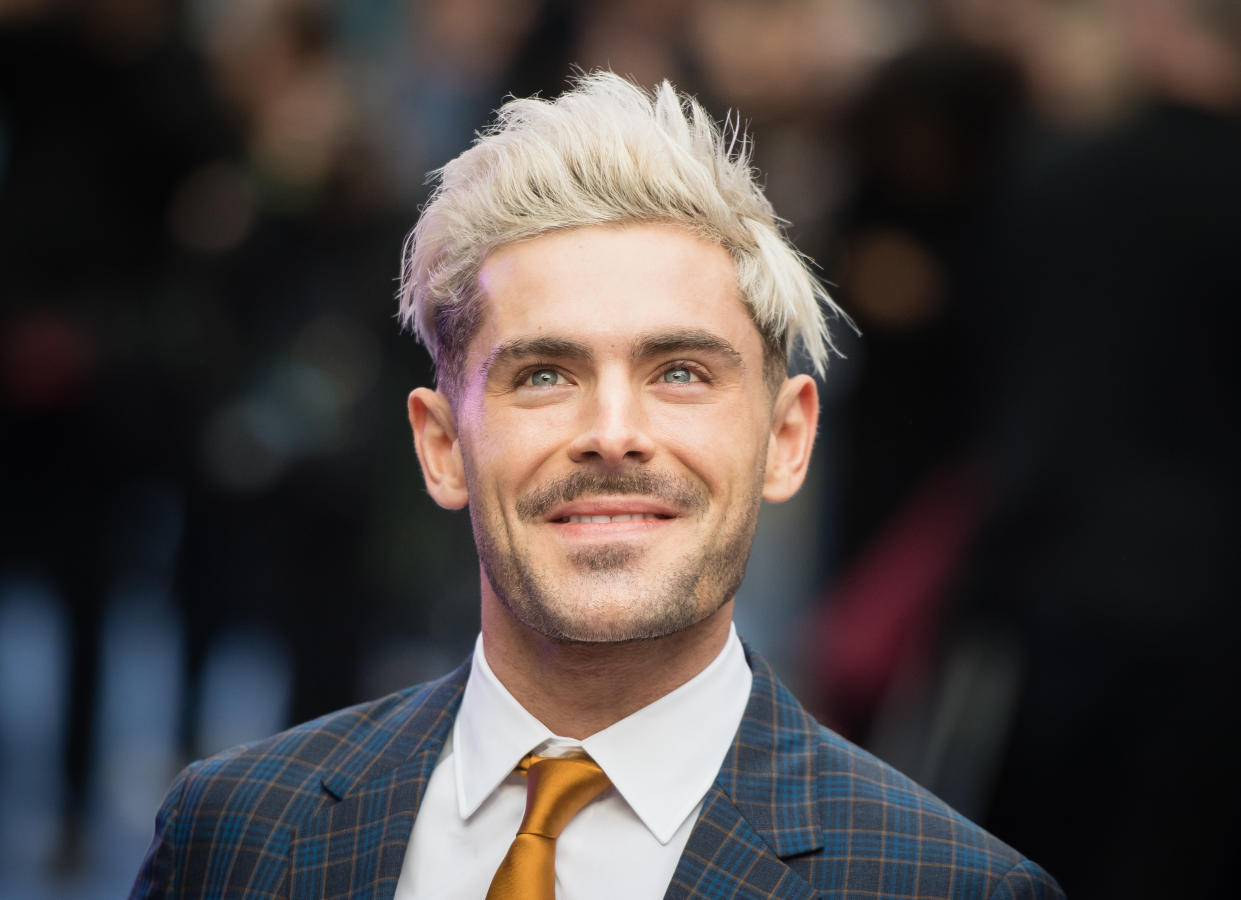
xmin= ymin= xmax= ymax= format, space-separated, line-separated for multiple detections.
xmin=554 ymin=513 xmax=674 ymax=524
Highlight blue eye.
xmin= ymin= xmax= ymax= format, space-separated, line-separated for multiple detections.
xmin=662 ymin=366 xmax=695 ymax=384
xmin=528 ymin=368 xmax=562 ymax=387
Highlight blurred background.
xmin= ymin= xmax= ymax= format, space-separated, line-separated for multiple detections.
xmin=1 ymin=0 xmax=1237 ymax=896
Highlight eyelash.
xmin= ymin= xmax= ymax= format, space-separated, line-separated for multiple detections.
xmin=515 ymin=363 xmax=567 ymax=388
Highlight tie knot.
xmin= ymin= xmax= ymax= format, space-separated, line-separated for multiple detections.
xmin=516 ymin=753 xmax=611 ymax=839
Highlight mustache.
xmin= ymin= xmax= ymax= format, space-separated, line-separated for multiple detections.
xmin=515 ymin=470 xmax=708 ymax=522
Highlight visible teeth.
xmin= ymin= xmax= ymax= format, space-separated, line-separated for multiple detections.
xmin=564 ymin=513 xmax=660 ymax=524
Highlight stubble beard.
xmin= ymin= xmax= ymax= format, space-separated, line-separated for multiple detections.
xmin=470 ymin=470 xmax=763 ymax=644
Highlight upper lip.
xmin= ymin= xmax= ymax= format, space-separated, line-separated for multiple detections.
xmin=546 ymin=498 xmax=680 ymax=522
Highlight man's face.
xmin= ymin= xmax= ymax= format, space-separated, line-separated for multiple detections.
xmin=446 ymin=224 xmax=790 ymax=643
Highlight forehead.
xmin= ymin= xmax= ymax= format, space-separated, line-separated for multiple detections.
xmin=471 ymin=223 xmax=761 ymax=360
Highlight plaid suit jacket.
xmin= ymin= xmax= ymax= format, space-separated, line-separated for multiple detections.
xmin=131 ymin=646 xmax=1063 ymax=899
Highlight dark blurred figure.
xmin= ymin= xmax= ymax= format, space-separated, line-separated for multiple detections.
xmin=951 ymin=0 xmax=1241 ymax=894
xmin=0 ymin=0 xmax=234 ymax=865
xmin=806 ymin=2 xmax=1240 ymax=894
xmin=808 ymin=41 xmax=1026 ymax=742
xmin=168 ymin=0 xmax=376 ymax=760
xmin=835 ymin=41 xmax=1027 ymax=559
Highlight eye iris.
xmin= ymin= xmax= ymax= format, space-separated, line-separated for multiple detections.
xmin=665 ymin=367 xmax=691 ymax=383
xmin=531 ymin=369 xmax=558 ymax=386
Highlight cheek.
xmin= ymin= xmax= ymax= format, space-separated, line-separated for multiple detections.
xmin=656 ymin=411 xmax=768 ymax=490
xmin=463 ymin=407 xmax=572 ymax=486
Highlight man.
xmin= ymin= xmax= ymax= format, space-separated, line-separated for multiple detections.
xmin=131 ymin=73 xmax=1062 ymax=899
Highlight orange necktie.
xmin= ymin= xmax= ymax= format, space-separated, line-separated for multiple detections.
xmin=485 ymin=753 xmax=612 ymax=900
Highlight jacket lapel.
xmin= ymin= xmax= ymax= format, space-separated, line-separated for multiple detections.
xmin=665 ymin=647 xmax=823 ymax=900
xmin=284 ymin=645 xmax=831 ymax=899
xmin=288 ymin=660 xmax=469 ymax=900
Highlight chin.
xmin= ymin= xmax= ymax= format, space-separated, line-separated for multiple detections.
xmin=510 ymin=574 xmax=732 ymax=646
xmin=478 ymin=528 xmax=747 ymax=645
xmin=504 ymin=582 xmax=712 ymax=645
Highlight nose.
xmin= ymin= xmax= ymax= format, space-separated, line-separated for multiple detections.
xmin=567 ymin=376 xmax=656 ymax=466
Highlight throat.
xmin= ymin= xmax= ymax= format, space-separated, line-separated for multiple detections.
xmin=480 ymin=595 xmax=735 ymax=739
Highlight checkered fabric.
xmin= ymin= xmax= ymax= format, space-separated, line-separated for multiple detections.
xmin=130 ymin=647 xmax=1063 ymax=899
xmin=663 ymin=653 xmax=1064 ymax=899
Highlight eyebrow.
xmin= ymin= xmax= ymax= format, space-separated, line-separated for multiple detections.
xmin=480 ymin=328 xmax=745 ymax=378
xmin=631 ymin=329 xmax=744 ymax=369
xmin=482 ymin=336 xmax=595 ymax=378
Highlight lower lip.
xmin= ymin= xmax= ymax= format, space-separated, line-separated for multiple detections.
xmin=548 ymin=517 xmax=674 ymax=540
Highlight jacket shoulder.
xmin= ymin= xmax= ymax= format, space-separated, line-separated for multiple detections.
xmin=129 ymin=661 xmax=468 ymax=898
xmin=732 ymin=648 xmax=1063 ymax=898
xmin=810 ymin=723 xmax=1061 ymax=896
xmin=184 ymin=661 xmax=464 ymax=815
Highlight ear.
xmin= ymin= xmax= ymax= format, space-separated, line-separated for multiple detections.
xmin=408 ymin=387 xmax=469 ymax=510
xmin=762 ymin=374 xmax=819 ymax=503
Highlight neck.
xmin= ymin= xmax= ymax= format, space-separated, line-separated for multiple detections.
xmin=480 ymin=593 xmax=735 ymax=740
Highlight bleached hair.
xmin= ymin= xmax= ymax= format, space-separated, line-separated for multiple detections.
xmin=397 ymin=71 xmax=846 ymax=396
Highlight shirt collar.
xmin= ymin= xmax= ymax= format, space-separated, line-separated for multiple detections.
xmin=452 ymin=624 xmax=753 ymax=845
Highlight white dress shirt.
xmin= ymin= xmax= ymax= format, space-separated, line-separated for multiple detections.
xmin=394 ymin=624 xmax=753 ymax=899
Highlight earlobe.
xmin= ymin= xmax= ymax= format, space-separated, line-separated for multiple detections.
xmin=408 ymin=388 xmax=469 ymax=510
xmin=762 ymin=374 xmax=819 ymax=503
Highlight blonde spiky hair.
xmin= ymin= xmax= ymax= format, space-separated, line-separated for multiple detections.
xmin=398 ymin=71 xmax=845 ymax=396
